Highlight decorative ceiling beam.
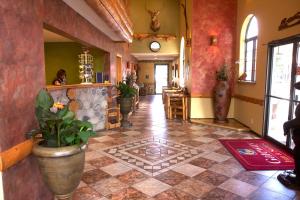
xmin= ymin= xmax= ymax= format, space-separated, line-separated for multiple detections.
xmin=85 ymin=0 xmax=133 ymax=43
xmin=133 ymin=33 xmax=177 ymax=41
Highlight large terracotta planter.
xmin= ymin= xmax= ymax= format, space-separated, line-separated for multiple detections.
xmin=32 ymin=143 xmax=86 ymax=200
xmin=119 ymin=97 xmax=133 ymax=128
xmin=213 ymin=80 xmax=231 ymax=123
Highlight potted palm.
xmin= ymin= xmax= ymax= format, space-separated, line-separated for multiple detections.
xmin=32 ymin=89 xmax=95 ymax=200
xmin=213 ymin=64 xmax=231 ymax=122
xmin=115 ymin=82 xmax=136 ymax=128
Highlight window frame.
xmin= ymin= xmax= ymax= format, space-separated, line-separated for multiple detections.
xmin=243 ymin=16 xmax=258 ymax=83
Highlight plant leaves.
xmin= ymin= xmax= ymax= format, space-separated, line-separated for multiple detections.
xmin=65 ymin=135 xmax=75 ymax=144
xmin=57 ymin=106 xmax=68 ymax=118
xmin=34 ymin=89 xmax=96 ymax=147
xmin=115 ymin=82 xmax=136 ymax=98
xmin=35 ymin=89 xmax=54 ymax=110
xmin=62 ymin=110 xmax=75 ymax=120
xmin=78 ymin=131 xmax=90 ymax=143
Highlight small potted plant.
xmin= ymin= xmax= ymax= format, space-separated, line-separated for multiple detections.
xmin=213 ymin=64 xmax=231 ymax=122
xmin=115 ymin=82 xmax=136 ymax=128
xmin=32 ymin=89 xmax=95 ymax=200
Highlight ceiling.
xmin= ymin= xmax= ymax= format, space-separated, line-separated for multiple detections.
xmin=43 ymin=29 xmax=73 ymax=42
xmin=131 ymin=53 xmax=179 ymax=61
xmin=62 ymin=0 xmax=122 ymax=41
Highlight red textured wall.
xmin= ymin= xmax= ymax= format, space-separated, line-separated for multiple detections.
xmin=0 ymin=0 xmax=135 ymax=199
xmin=191 ymin=0 xmax=237 ymax=96
xmin=0 ymin=0 xmax=52 ymax=199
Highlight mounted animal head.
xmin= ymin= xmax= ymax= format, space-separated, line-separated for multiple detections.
xmin=147 ymin=10 xmax=160 ymax=32
xmin=147 ymin=10 xmax=160 ymax=21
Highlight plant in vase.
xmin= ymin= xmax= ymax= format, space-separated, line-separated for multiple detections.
xmin=115 ymin=82 xmax=136 ymax=128
xmin=213 ymin=64 xmax=231 ymax=123
xmin=32 ymin=89 xmax=95 ymax=200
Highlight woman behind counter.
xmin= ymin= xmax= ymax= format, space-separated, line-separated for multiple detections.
xmin=52 ymin=69 xmax=67 ymax=86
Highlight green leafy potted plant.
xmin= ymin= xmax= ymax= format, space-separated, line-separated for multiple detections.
xmin=115 ymin=81 xmax=136 ymax=128
xmin=213 ymin=64 xmax=231 ymax=122
xmin=32 ymin=89 xmax=95 ymax=200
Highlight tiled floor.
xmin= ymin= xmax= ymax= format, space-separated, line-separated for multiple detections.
xmin=74 ymin=95 xmax=300 ymax=200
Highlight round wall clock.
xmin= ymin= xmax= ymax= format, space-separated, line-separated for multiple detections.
xmin=149 ymin=41 xmax=161 ymax=52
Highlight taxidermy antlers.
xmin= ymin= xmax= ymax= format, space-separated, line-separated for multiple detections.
xmin=148 ymin=10 xmax=160 ymax=32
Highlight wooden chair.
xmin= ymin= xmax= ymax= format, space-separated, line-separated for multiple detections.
xmin=106 ymin=88 xmax=121 ymax=130
xmin=166 ymin=93 xmax=188 ymax=120
xmin=106 ymin=106 xmax=121 ymax=129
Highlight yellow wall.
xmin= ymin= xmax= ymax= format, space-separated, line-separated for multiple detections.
xmin=235 ymin=0 xmax=300 ymax=134
xmin=234 ymin=99 xmax=264 ymax=134
xmin=130 ymin=40 xmax=179 ymax=54
xmin=190 ymin=98 xmax=235 ymax=118
xmin=129 ymin=0 xmax=179 ymax=54
xmin=44 ymin=42 xmax=106 ymax=85
xmin=138 ymin=61 xmax=171 ymax=84
xmin=138 ymin=62 xmax=155 ymax=84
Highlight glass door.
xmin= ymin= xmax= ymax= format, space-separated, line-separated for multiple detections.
xmin=265 ymin=38 xmax=300 ymax=150
xmin=155 ymin=64 xmax=168 ymax=94
xmin=290 ymin=41 xmax=300 ymax=149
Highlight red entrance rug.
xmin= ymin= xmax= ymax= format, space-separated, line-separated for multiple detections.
xmin=219 ymin=139 xmax=294 ymax=170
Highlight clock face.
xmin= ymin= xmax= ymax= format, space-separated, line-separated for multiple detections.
xmin=149 ymin=41 xmax=161 ymax=52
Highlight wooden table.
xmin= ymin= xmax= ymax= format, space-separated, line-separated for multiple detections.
xmin=162 ymin=88 xmax=182 ymax=104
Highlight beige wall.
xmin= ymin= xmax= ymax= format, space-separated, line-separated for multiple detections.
xmin=234 ymin=0 xmax=300 ymax=134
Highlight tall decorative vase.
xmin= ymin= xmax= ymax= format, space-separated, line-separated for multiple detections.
xmin=119 ymin=97 xmax=133 ymax=128
xmin=33 ymin=144 xmax=86 ymax=200
xmin=213 ymin=80 xmax=231 ymax=122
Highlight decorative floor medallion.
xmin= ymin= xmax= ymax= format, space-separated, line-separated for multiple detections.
xmin=103 ymin=137 xmax=203 ymax=175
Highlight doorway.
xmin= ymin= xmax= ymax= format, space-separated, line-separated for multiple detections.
xmin=264 ymin=35 xmax=300 ymax=150
xmin=155 ymin=64 xmax=168 ymax=94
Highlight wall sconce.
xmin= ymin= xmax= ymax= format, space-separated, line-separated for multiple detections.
xmin=210 ymin=35 xmax=217 ymax=46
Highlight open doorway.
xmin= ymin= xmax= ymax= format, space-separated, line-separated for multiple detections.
xmin=155 ymin=64 xmax=168 ymax=94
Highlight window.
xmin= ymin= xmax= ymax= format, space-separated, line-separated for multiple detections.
xmin=239 ymin=15 xmax=258 ymax=82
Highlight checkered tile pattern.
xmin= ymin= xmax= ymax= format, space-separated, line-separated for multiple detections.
xmin=103 ymin=137 xmax=202 ymax=176
xmin=74 ymin=96 xmax=300 ymax=200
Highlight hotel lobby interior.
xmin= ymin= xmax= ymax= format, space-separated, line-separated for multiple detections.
xmin=1 ymin=0 xmax=300 ymax=199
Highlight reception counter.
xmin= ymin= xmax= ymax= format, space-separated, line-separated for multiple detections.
xmin=46 ymin=83 xmax=113 ymax=131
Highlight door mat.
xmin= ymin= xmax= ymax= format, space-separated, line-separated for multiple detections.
xmin=220 ymin=139 xmax=294 ymax=170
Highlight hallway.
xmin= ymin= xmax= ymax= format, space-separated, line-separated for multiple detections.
xmin=74 ymin=96 xmax=299 ymax=200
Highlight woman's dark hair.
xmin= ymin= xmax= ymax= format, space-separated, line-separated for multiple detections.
xmin=56 ymin=69 xmax=66 ymax=78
